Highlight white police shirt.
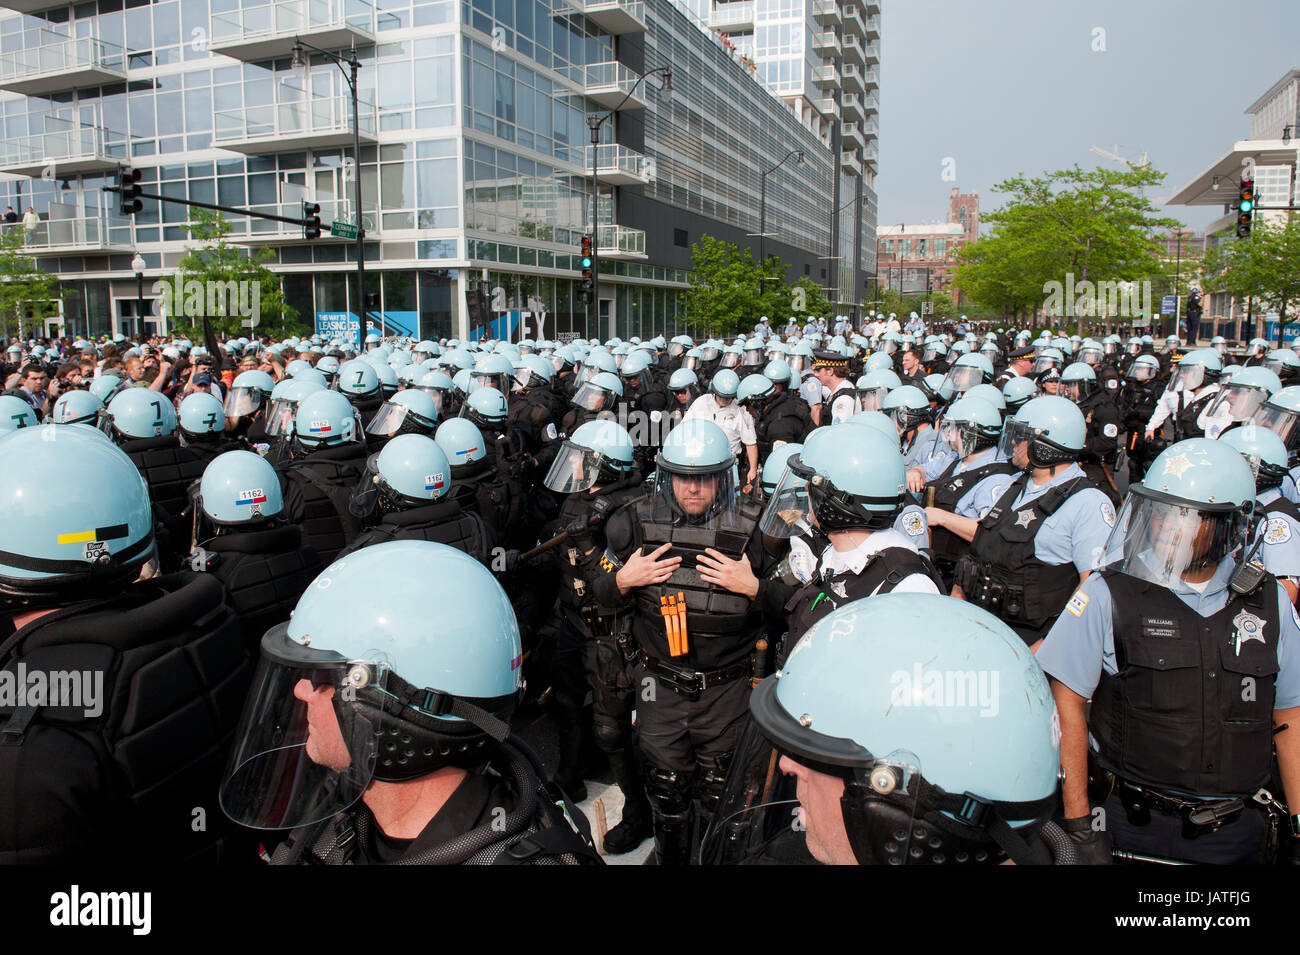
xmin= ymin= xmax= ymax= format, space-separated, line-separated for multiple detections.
xmin=1037 ymin=560 xmax=1300 ymax=707
xmin=818 ymin=528 xmax=940 ymax=595
xmin=1007 ymin=462 xmax=1115 ymax=572
xmin=683 ymin=392 xmax=756 ymax=456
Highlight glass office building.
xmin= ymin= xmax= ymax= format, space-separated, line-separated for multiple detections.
xmin=0 ymin=0 xmax=873 ymax=341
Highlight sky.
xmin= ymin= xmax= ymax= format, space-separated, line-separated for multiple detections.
xmin=875 ymin=0 xmax=1300 ymax=234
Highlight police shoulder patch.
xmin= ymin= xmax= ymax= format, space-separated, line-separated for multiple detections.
xmin=1103 ymin=423 xmax=1118 ymax=438
xmin=1066 ymin=591 xmax=1089 ymax=618
xmin=1101 ymin=500 xmax=1116 ymax=527
xmin=1265 ymin=518 xmax=1293 ymax=545
xmin=901 ymin=511 xmax=925 ymax=537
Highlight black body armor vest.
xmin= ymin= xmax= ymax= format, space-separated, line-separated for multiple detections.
xmin=277 ymin=443 xmax=368 ymax=565
xmin=785 ymin=545 xmax=943 ymax=641
xmin=203 ymin=524 xmax=323 ymax=651
xmin=928 ymin=455 xmax=1018 ymax=569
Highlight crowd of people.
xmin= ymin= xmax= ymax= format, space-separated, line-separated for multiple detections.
xmin=1 ymin=312 xmax=1299 ymax=867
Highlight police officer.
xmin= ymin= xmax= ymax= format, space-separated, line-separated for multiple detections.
xmin=536 ymin=420 xmax=652 ymax=850
xmin=275 ymin=389 xmax=368 ymax=565
xmin=1145 ymin=348 xmax=1222 ymax=442
xmin=704 ymin=593 xmax=1070 ymax=865
xmin=190 ymin=449 xmax=322 ymax=651
xmin=953 ymin=396 xmax=1116 ymax=646
xmin=810 ymin=351 xmax=856 ymax=426
xmin=435 ymin=417 xmax=519 ymax=545
xmin=686 ymin=369 xmax=759 ymax=491
xmin=919 ymin=395 xmax=1019 ymax=589
xmin=763 ymin=424 xmax=944 ymax=648
xmin=1038 ymin=438 xmax=1300 ymax=864
xmin=1220 ymin=426 xmax=1300 ymax=605
xmin=887 ymin=384 xmax=950 ymax=478
xmin=1117 ymin=354 xmax=1163 ymax=483
xmin=0 ymin=425 xmax=247 ymax=863
xmin=219 ymin=544 xmax=605 ymax=864
xmin=994 ymin=344 xmax=1036 ymax=390
xmin=363 ymin=387 xmax=441 ymax=448
xmin=750 ymin=359 xmax=812 ymax=463
xmin=1199 ymin=366 xmax=1281 ymax=442
xmin=223 ymin=368 xmax=277 ymax=452
xmin=1061 ymin=362 xmax=1122 ymax=503
xmin=591 ymin=419 xmax=795 ymax=864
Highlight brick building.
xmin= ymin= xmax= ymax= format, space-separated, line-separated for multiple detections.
xmin=874 ymin=187 xmax=978 ymax=305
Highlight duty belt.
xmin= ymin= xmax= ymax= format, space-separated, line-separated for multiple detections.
xmin=635 ymin=648 xmax=752 ymax=700
xmin=1114 ymin=778 xmax=1253 ymax=840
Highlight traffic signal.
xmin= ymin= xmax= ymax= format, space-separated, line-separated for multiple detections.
xmin=580 ymin=234 xmax=595 ymax=303
xmin=1236 ymin=179 xmax=1255 ymax=238
xmin=117 ymin=166 xmax=142 ymax=216
xmin=303 ymin=201 xmax=321 ymax=240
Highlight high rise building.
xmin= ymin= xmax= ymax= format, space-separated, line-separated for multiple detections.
xmin=0 ymin=0 xmax=869 ymax=342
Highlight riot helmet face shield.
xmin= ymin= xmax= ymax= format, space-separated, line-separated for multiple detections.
xmin=415 ymin=386 xmax=446 ymax=416
xmin=1126 ymin=362 xmax=1158 ymax=383
xmin=942 ymin=363 xmax=984 ymax=396
xmin=650 ymin=459 xmax=738 ymax=528
xmin=544 ymin=440 xmax=607 ymax=494
xmin=1166 ymin=363 xmax=1207 ymax=395
xmin=571 ymin=381 xmax=615 ymax=413
xmin=349 ymin=453 xmax=382 ymax=519
xmin=935 ymin=416 xmax=989 ymax=460
xmin=220 ymin=624 xmax=387 ymax=830
xmin=224 ymin=386 xmax=265 ymax=419
xmin=1100 ymin=487 xmax=1251 ymax=590
xmin=758 ymin=455 xmax=901 ymax=538
xmin=719 ymin=351 xmax=743 ymax=370
xmin=858 ymin=387 xmax=889 ymax=413
xmin=1253 ymin=402 xmax=1300 ymax=458
xmin=264 ymin=398 xmax=299 ymax=437
xmin=1201 ymin=384 xmax=1271 ymax=438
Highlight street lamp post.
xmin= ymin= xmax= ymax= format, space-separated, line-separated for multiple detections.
xmin=292 ymin=40 xmax=371 ymax=349
xmin=758 ymin=148 xmax=805 ymax=267
xmin=131 ymin=252 xmax=146 ymax=340
xmin=587 ymin=65 xmax=672 ymax=338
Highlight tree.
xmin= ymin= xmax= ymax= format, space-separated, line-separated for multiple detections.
xmin=0 ymin=227 xmax=65 ymax=341
xmin=1201 ymin=216 xmax=1300 ymax=331
xmin=952 ymin=164 xmax=1181 ymax=322
xmin=168 ymin=210 xmax=306 ymax=339
xmin=684 ymin=236 xmax=835 ymax=337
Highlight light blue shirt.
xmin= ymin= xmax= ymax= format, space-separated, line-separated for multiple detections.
xmin=1284 ymin=470 xmax=1300 ymax=505
xmin=904 ymin=425 xmax=952 ymax=473
xmin=895 ymin=503 xmax=930 ymax=549
xmin=1256 ymin=486 xmax=1300 ymax=579
xmin=951 ymin=448 xmax=1016 ymax=520
xmin=1037 ymin=564 xmax=1300 ymax=709
xmin=1008 ymin=463 xmax=1115 ymax=572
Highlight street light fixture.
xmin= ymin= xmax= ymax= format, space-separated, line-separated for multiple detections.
xmin=291 ymin=39 xmax=374 ymax=347
xmin=131 ymin=252 xmax=146 ymax=339
xmin=757 ymin=148 xmax=805 ymax=267
xmin=586 ymin=65 xmax=671 ymax=337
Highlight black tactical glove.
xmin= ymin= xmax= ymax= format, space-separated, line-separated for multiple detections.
xmin=1061 ymin=814 xmax=1113 ymax=865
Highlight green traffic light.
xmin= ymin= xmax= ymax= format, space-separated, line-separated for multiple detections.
xmin=1240 ymin=199 xmax=1253 ymax=213
xmin=581 ymin=255 xmax=593 ymax=268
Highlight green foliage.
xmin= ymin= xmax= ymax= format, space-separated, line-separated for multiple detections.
xmin=169 ymin=210 xmax=306 ymax=339
xmin=953 ymin=164 xmax=1181 ymax=320
xmin=684 ymin=235 xmax=832 ymax=336
xmin=1201 ymin=216 xmax=1300 ymax=324
xmin=0 ymin=226 xmax=65 ymax=340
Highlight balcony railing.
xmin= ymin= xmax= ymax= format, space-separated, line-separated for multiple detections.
xmin=841 ymin=149 xmax=861 ymax=176
xmin=841 ymin=121 xmax=864 ymax=148
xmin=213 ymin=95 xmax=377 ymax=152
xmin=586 ymin=143 xmax=651 ymax=185
xmin=710 ymin=1 xmax=754 ymax=29
xmin=209 ymin=0 xmax=376 ymax=61
xmin=563 ymin=0 xmax=645 ymax=34
xmin=813 ymin=95 xmax=840 ymax=119
xmin=862 ymin=140 xmax=878 ymax=164
xmin=811 ymin=30 xmax=840 ymax=54
xmin=812 ymin=0 xmax=840 ymax=23
xmin=862 ymin=90 xmax=879 ymax=113
xmin=0 ymin=34 xmax=126 ymax=95
xmin=581 ymin=61 xmax=650 ymax=110
xmin=2 ymin=211 xmax=133 ymax=253
xmin=862 ymin=64 xmax=879 ymax=89
xmin=862 ymin=38 xmax=879 ymax=63
xmin=0 ymin=124 xmax=127 ymax=178
xmin=597 ymin=224 xmax=646 ymax=259
xmin=811 ymin=63 xmax=839 ymax=87
xmin=841 ymin=3 xmax=865 ymax=35
xmin=864 ymin=13 xmax=880 ymax=37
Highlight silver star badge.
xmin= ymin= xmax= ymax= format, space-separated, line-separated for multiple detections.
xmin=952 ymin=478 xmax=964 ymax=489
xmin=1162 ymin=452 xmax=1193 ymax=479
xmin=830 ymin=580 xmax=848 ymax=599
xmin=1014 ymin=510 xmax=1036 ymax=529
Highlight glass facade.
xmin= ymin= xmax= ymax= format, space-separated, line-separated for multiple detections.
xmin=1 ymin=0 xmax=864 ymax=340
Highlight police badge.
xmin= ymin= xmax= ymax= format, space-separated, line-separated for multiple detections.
xmin=1232 ymin=609 xmax=1266 ymax=656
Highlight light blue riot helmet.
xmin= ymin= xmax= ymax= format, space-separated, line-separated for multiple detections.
xmin=882 ymin=385 xmax=932 ymax=432
xmin=220 ymin=540 xmax=522 ymax=816
xmin=718 ymin=344 xmax=745 ymax=371
xmin=1170 ymin=348 xmax=1222 ymax=393
xmin=922 ymin=339 xmax=949 ymax=363
xmin=397 ymin=364 xmax=424 ymax=389
xmin=1220 ymin=364 xmax=1244 ymax=384
xmin=51 ymin=390 xmax=106 ymax=428
xmin=760 ymin=442 xmax=802 ymax=497
xmin=576 ymin=349 xmax=619 ymax=386
xmin=964 ymin=383 xmax=1006 ymax=413
xmin=736 ymin=373 xmax=775 ymax=407
xmin=441 ymin=348 xmax=474 ymax=375
xmin=856 ymin=368 xmax=902 ymax=412
xmin=337 ymin=359 xmax=382 ymax=402
xmin=865 ymin=352 xmax=893 ymax=373
xmin=652 ymin=419 xmax=738 ymax=524
xmin=943 ymin=352 xmax=994 ymax=396
xmin=0 ymin=426 xmax=156 ymax=606
xmin=198 ymin=449 xmax=285 ymax=525
xmin=459 ymin=382 xmax=509 ymax=430
xmin=998 ymin=395 xmax=1086 ymax=469
xmin=761 ymin=424 xmax=905 ymax=536
xmin=451 ymin=368 xmax=473 ymax=400
xmin=88 ymin=374 xmax=126 ymax=404
xmin=1220 ymin=425 xmax=1290 ymax=492
xmin=315 ymin=355 xmax=341 ymax=385
xmin=1208 ymin=335 xmax=1228 ymax=357
xmin=1264 ymin=349 xmax=1300 ymax=382
xmin=935 ymin=395 xmax=1003 ymax=459
xmin=178 ymin=391 xmax=227 ymax=441
xmin=709 ymin=594 xmax=1061 ymax=865
xmin=470 ymin=353 xmax=515 ymax=395
xmin=367 ymin=387 xmax=440 ymax=440
xmin=352 ymin=434 xmax=454 ymax=518
xmin=1103 ymin=437 xmax=1256 ymax=588
xmin=846 ymin=410 xmax=900 ymax=443
xmin=1077 ymin=340 xmax=1104 ymax=367
xmin=710 ymin=368 xmax=741 ymax=401
xmin=435 ymin=417 xmax=488 ymax=475
xmin=265 ymin=375 xmax=327 ymax=438
xmin=1246 ymin=338 xmax=1269 ymax=359
xmin=1251 ymin=385 xmax=1300 ymax=461
xmin=1126 ymin=354 xmax=1161 ymax=382
xmin=516 ymin=354 xmax=555 ymax=391
xmin=571 ymin=372 xmax=623 ymax=413
xmin=388 ymin=350 xmax=412 ymax=370
xmin=668 ymin=367 xmax=698 ymax=392
xmin=363 ymin=330 xmax=381 ymax=350
xmin=762 ymin=358 xmax=794 ymax=387
xmin=1030 ymin=347 xmax=1065 ymax=377
xmin=293 ymin=389 xmax=360 ymax=450
xmin=544 ymin=419 xmax=635 ymax=493
xmin=107 ymin=387 xmax=178 ymax=440
xmin=1200 ymin=365 xmax=1282 ymax=439
xmin=1001 ymin=375 xmax=1038 ymax=413
xmin=286 ymin=358 xmax=314 ymax=378
xmin=416 ymin=369 xmax=455 ymax=416
xmin=0 ymin=395 xmax=38 ymax=432
xmin=619 ymin=351 xmax=655 ymax=394
xmin=917 ymin=372 xmax=954 ymax=406
xmin=224 ymin=369 xmax=276 ymax=419
xmin=1059 ymin=362 xmax=1098 ymax=404
xmin=373 ymin=361 xmax=399 ymax=398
